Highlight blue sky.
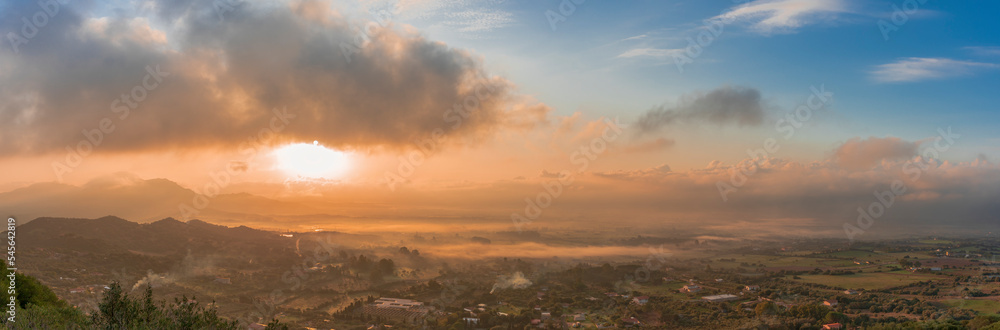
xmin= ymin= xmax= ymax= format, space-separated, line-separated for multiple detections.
xmin=371 ymin=0 xmax=1000 ymax=163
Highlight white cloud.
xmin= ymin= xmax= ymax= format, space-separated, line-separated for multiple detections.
xmin=715 ymin=0 xmax=849 ymax=34
xmin=965 ymin=46 xmax=1000 ymax=57
xmin=616 ymin=47 xmax=684 ymax=58
xmin=442 ymin=9 xmax=515 ymax=33
xmin=388 ymin=0 xmax=515 ymax=37
xmin=871 ymin=57 xmax=999 ymax=83
xmin=621 ymin=34 xmax=648 ymax=41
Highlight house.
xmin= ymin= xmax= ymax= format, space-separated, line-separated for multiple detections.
xmin=530 ymin=319 xmax=541 ymax=325
xmin=681 ymin=284 xmax=702 ymax=293
xmin=702 ymin=294 xmax=738 ymax=302
xmin=632 ymin=296 xmax=649 ymax=305
xmin=744 ymin=285 xmax=760 ymax=292
xmin=541 ymin=312 xmax=551 ymax=319
xmin=374 ymin=298 xmax=424 ymax=309
xmin=843 ymin=289 xmax=859 ymax=295
xmin=823 ymin=300 xmax=838 ymax=307
xmin=822 ymin=323 xmax=843 ymax=330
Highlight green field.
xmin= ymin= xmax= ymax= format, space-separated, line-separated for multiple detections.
xmin=712 ymin=255 xmax=860 ymax=270
xmin=789 ymin=271 xmax=947 ymax=290
xmin=918 ymin=239 xmax=955 ymax=245
xmin=813 ymin=250 xmax=881 ymax=259
xmin=942 ymin=299 xmax=1000 ymax=314
xmin=638 ymin=281 xmax=693 ymax=299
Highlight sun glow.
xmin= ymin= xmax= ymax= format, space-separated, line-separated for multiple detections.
xmin=273 ymin=142 xmax=351 ymax=178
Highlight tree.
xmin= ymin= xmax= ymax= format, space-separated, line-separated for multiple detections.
xmin=822 ymin=311 xmax=848 ymax=325
xmin=755 ymin=301 xmax=778 ymax=316
xmin=2 ymin=272 xmax=64 ymax=309
xmin=0 ymin=272 xmax=87 ymax=328
xmin=378 ymin=258 xmax=395 ymax=275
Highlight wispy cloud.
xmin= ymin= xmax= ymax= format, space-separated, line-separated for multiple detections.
xmin=441 ymin=9 xmax=515 ymax=33
xmin=621 ymin=34 xmax=648 ymax=41
xmin=616 ymin=47 xmax=684 ymax=59
xmin=964 ymin=46 xmax=1000 ymax=57
xmin=391 ymin=0 xmax=515 ymax=37
xmin=871 ymin=57 xmax=999 ymax=83
xmin=715 ymin=0 xmax=849 ymax=34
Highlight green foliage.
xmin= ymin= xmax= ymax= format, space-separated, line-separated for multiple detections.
xmin=788 ymin=304 xmax=829 ymax=320
xmin=265 ymin=318 xmax=289 ymax=330
xmin=91 ymin=282 xmax=242 ymax=329
xmin=755 ymin=301 xmax=778 ymax=316
xmin=0 ymin=272 xmax=88 ymax=329
xmin=0 ymin=277 xmax=291 ymax=330
xmin=822 ymin=311 xmax=848 ymax=324
xmin=970 ymin=315 xmax=1000 ymax=330
xmin=4 ymin=302 xmax=89 ymax=329
xmin=1 ymin=272 xmax=65 ymax=309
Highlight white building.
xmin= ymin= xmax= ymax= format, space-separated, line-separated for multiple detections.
xmin=374 ymin=297 xmax=424 ymax=309
xmin=702 ymin=294 xmax=738 ymax=302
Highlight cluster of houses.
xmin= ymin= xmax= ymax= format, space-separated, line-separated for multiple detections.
xmin=359 ymin=298 xmax=435 ymax=324
xmin=68 ymin=284 xmax=110 ymax=294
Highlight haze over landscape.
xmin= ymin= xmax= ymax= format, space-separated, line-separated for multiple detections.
xmin=2 ymin=0 xmax=1000 ymax=329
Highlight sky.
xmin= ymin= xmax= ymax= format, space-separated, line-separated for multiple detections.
xmin=0 ymin=0 xmax=998 ymax=238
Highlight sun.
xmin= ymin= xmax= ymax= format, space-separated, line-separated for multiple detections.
xmin=272 ymin=141 xmax=351 ymax=178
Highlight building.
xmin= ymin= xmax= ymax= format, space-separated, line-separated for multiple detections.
xmin=374 ymin=297 xmax=424 ymax=309
xmin=573 ymin=313 xmax=586 ymax=322
xmin=744 ymin=285 xmax=760 ymax=292
xmin=843 ymin=289 xmax=859 ymax=295
xmin=823 ymin=300 xmax=838 ymax=307
xmin=359 ymin=305 xmax=429 ymax=323
xmin=622 ymin=317 xmax=641 ymax=327
xmin=632 ymin=296 xmax=649 ymax=305
xmin=701 ymin=294 xmax=738 ymax=302
xmin=681 ymin=284 xmax=702 ymax=293
xmin=361 ymin=297 xmax=433 ymax=324
xmin=822 ymin=323 xmax=843 ymax=330
xmin=930 ymin=267 xmax=942 ymax=271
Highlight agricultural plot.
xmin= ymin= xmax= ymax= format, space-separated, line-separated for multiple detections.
xmin=941 ymin=299 xmax=1000 ymax=314
xmin=789 ymin=271 xmax=949 ymax=290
